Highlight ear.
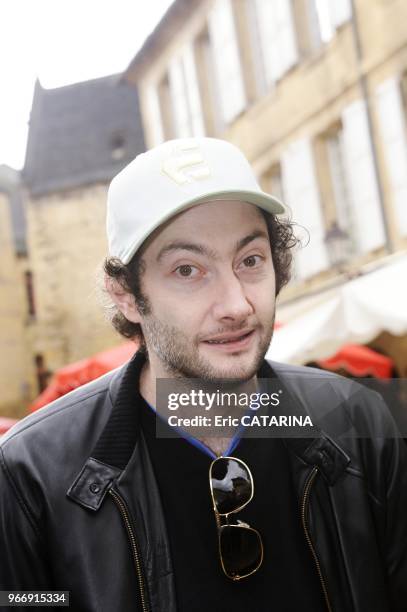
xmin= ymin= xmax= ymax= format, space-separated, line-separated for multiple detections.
xmin=104 ymin=275 xmax=142 ymax=324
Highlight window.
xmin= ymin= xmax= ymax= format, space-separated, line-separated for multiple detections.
xmin=24 ymin=270 xmax=36 ymax=318
xmin=341 ymin=99 xmax=385 ymax=253
xmin=316 ymin=125 xmax=357 ymax=265
xmin=281 ymin=137 xmax=329 ymax=279
xmin=158 ymin=74 xmax=175 ymax=140
xmin=194 ymin=28 xmax=220 ymax=135
xmin=208 ymin=0 xmax=246 ymax=125
xmin=326 ymin=130 xmax=352 ymax=231
xmin=169 ymin=44 xmax=205 ymax=138
xmin=145 ymin=84 xmax=164 ymax=146
xmin=312 ymin=0 xmax=352 ymax=46
xmin=314 ymin=0 xmax=334 ymax=43
xmin=110 ymin=133 xmax=126 ymax=161
xmin=261 ymin=163 xmax=285 ymax=204
xmin=253 ymin=0 xmax=299 ymax=87
xmin=35 ymin=354 xmax=51 ymax=394
xmin=376 ymin=76 xmax=407 ymax=237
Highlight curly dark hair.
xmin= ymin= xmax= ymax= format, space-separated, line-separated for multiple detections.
xmin=103 ymin=210 xmax=300 ymax=342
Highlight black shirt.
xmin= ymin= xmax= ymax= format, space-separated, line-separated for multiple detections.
xmin=139 ymin=394 xmax=327 ymax=612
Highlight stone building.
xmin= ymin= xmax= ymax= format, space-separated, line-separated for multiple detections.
xmin=0 ymin=166 xmax=31 ymax=417
xmin=124 ymin=0 xmax=407 ymax=368
xmin=5 ymin=74 xmax=145 ymax=414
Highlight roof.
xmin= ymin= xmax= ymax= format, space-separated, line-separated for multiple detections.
xmin=124 ymin=0 xmax=201 ymax=82
xmin=0 ymin=165 xmax=27 ymax=256
xmin=23 ymin=74 xmax=146 ymax=197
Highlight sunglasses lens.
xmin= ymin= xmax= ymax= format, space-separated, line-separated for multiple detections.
xmin=210 ymin=458 xmax=252 ymax=514
xmin=220 ymin=526 xmax=262 ymax=579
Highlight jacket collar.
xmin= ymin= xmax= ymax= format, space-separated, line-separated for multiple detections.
xmin=259 ymin=359 xmax=351 ymax=485
xmin=67 ymin=350 xmax=145 ymax=511
xmin=67 ymin=351 xmax=350 ymax=511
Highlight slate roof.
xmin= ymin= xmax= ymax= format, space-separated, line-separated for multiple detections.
xmin=23 ymin=74 xmax=145 ymax=197
xmin=0 ymin=165 xmax=27 ymax=256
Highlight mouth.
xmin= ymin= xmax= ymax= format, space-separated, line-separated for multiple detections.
xmin=202 ymin=330 xmax=255 ymax=351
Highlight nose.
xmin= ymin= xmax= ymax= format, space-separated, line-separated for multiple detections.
xmin=211 ymin=271 xmax=254 ymax=323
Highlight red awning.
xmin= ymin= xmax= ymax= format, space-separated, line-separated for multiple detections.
xmin=318 ymin=344 xmax=393 ymax=378
xmin=0 ymin=417 xmax=19 ymax=435
xmin=29 ymin=342 xmax=138 ymax=412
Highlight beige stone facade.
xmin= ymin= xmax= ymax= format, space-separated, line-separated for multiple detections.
xmin=0 ymin=193 xmax=31 ymax=417
xmin=25 ymin=184 xmax=120 ymax=371
xmin=0 ymin=180 xmax=126 ymax=418
xmin=0 ymin=179 xmax=126 ymax=418
xmin=125 ymin=0 xmax=407 ymax=370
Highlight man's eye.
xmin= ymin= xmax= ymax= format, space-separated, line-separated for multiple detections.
xmin=175 ymin=264 xmax=198 ymax=277
xmin=242 ymin=255 xmax=262 ymax=268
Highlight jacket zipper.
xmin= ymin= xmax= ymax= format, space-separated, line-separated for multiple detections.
xmin=301 ymin=467 xmax=333 ymax=612
xmin=109 ymin=489 xmax=149 ymax=612
xmin=109 ymin=471 xmax=329 ymax=612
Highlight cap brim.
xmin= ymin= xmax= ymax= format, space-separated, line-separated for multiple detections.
xmin=187 ymin=189 xmax=285 ymax=215
xmin=121 ymin=189 xmax=285 ymax=264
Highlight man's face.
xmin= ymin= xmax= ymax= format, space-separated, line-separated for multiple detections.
xmin=129 ymin=200 xmax=276 ymax=381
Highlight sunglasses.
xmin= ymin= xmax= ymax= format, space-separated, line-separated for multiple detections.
xmin=209 ymin=456 xmax=263 ymax=580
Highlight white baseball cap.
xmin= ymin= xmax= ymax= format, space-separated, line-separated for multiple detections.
xmin=107 ymin=137 xmax=285 ymax=264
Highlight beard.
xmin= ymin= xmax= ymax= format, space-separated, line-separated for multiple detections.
xmin=140 ymin=310 xmax=276 ymax=382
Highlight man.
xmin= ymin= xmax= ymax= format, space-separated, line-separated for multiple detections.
xmin=0 ymin=138 xmax=406 ymax=611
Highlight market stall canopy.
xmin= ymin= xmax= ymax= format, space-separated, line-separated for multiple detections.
xmin=29 ymin=342 xmax=137 ymax=412
xmin=268 ymin=253 xmax=407 ymax=365
xmin=0 ymin=417 xmax=19 ymax=436
xmin=317 ymin=344 xmax=394 ymax=378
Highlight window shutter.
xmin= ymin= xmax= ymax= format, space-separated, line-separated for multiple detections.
xmin=375 ymin=76 xmax=407 ymax=236
xmin=169 ymin=56 xmax=190 ymax=138
xmin=144 ymin=86 xmax=164 ymax=146
xmin=169 ymin=45 xmax=205 ymax=138
xmin=306 ymin=0 xmax=324 ymax=48
xmin=328 ymin=0 xmax=352 ymax=29
xmin=281 ymin=138 xmax=329 ymax=278
xmin=255 ymin=0 xmax=298 ymax=86
xmin=341 ymin=99 xmax=386 ymax=252
xmin=208 ymin=0 xmax=246 ymax=124
xmin=182 ymin=45 xmax=205 ymax=137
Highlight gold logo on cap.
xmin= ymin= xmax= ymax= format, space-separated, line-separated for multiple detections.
xmin=161 ymin=142 xmax=211 ymax=185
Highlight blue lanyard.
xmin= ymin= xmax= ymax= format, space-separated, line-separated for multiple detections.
xmin=143 ymin=398 xmax=256 ymax=459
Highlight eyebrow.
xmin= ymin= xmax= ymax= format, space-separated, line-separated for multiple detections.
xmin=156 ymin=241 xmax=219 ymax=262
xmin=235 ymin=230 xmax=269 ymax=252
xmin=156 ymin=229 xmax=269 ymax=263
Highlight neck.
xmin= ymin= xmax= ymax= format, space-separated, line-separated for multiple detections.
xmin=139 ymin=353 xmax=260 ymax=457
xmin=139 ymin=353 xmax=181 ymax=405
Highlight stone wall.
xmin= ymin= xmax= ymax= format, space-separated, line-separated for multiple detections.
xmin=0 ymin=193 xmax=32 ymax=417
xmin=25 ymin=183 xmax=121 ymax=375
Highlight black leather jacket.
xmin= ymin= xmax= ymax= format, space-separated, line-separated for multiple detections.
xmin=1 ymin=351 xmax=406 ymax=611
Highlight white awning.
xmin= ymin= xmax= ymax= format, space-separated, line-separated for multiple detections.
xmin=267 ymin=253 xmax=407 ymax=364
